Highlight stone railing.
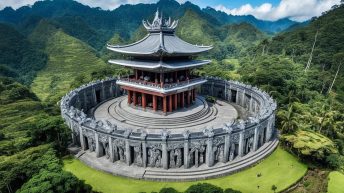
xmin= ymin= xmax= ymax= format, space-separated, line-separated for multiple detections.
xmin=61 ymin=77 xmax=277 ymax=170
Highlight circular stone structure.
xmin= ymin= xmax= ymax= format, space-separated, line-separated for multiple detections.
xmin=61 ymin=77 xmax=278 ymax=181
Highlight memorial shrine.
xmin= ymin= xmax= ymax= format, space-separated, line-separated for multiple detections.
xmin=61 ymin=11 xmax=278 ymax=181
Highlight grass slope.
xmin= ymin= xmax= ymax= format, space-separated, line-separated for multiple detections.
xmin=328 ymin=171 xmax=344 ymax=193
xmin=31 ymin=30 xmax=107 ymax=102
xmin=63 ymin=147 xmax=307 ymax=193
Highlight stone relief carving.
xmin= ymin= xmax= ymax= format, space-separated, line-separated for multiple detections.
xmin=61 ymin=77 xmax=277 ymax=169
xmin=133 ymin=146 xmax=143 ymax=166
xmin=148 ymin=148 xmax=162 ymax=167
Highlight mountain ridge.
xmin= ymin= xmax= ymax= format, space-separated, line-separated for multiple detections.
xmin=0 ymin=0 xmax=298 ymax=35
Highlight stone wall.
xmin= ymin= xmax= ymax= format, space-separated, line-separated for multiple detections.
xmin=61 ymin=77 xmax=277 ymax=169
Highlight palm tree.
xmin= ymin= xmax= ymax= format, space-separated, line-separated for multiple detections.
xmin=278 ymin=104 xmax=299 ymax=134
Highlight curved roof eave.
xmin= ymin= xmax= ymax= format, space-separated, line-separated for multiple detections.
xmin=109 ymin=59 xmax=211 ymax=70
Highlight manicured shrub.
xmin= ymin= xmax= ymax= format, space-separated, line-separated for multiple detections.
xmin=184 ymin=183 xmax=223 ymax=193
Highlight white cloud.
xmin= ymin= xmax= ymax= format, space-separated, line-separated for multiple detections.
xmin=0 ymin=0 xmax=41 ymax=10
xmin=215 ymin=0 xmax=341 ymax=21
xmin=0 ymin=0 xmax=158 ymax=10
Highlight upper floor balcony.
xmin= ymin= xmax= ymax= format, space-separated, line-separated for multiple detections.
xmin=116 ymin=75 xmax=207 ymax=94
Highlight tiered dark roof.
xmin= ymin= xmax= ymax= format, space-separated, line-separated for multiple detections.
xmin=107 ymin=10 xmax=212 ymax=70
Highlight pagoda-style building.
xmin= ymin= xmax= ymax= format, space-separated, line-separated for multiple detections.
xmin=107 ymin=10 xmax=212 ymax=114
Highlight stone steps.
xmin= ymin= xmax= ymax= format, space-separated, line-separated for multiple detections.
xmin=117 ymin=96 xmax=210 ymax=122
xmin=114 ymin=107 xmax=217 ymax=129
xmin=143 ymin=138 xmax=279 ymax=181
xmin=110 ymin=97 xmax=218 ymax=129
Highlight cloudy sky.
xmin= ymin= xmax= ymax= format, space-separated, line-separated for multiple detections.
xmin=0 ymin=0 xmax=341 ymax=21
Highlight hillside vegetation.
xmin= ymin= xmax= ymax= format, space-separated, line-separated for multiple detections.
xmin=30 ymin=28 xmax=107 ymax=102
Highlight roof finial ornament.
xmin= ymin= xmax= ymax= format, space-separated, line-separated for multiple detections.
xmin=142 ymin=8 xmax=179 ymax=32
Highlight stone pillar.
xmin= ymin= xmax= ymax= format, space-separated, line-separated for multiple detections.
xmin=142 ymin=93 xmax=146 ymax=109
xmin=79 ymin=126 xmax=86 ymax=150
xmin=141 ymin=133 xmax=147 ymax=167
xmin=253 ymin=126 xmax=259 ymax=151
xmin=238 ymin=131 xmax=244 ymax=157
xmin=183 ymin=131 xmax=190 ymax=169
xmin=228 ymin=85 xmax=232 ymax=102
xmin=83 ymin=91 xmax=87 ymax=111
xmin=211 ymin=82 xmax=214 ymax=96
xmin=206 ymin=137 xmax=214 ymax=167
xmin=101 ymin=82 xmax=105 ymax=101
xmin=242 ymin=90 xmax=246 ymax=107
xmin=163 ymin=96 xmax=167 ymax=113
xmin=235 ymin=89 xmax=239 ymax=105
xmin=162 ymin=141 xmax=168 ymax=169
xmin=95 ymin=132 xmax=102 ymax=158
xmin=169 ymin=95 xmax=173 ymax=112
xmin=92 ymin=86 xmax=97 ymax=105
xmin=109 ymin=136 xmax=114 ymax=162
xmin=266 ymin=119 xmax=272 ymax=142
xmin=195 ymin=150 xmax=199 ymax=167
xmin=224 ymin=132 xmax=231 ymax=163
xmin=125 ymin=139 xmax=131 ymax=165
xmin=110 ymin=82 xmax=114 ymax=98
xmin=249 ymin=95 xmax=253 ymax=112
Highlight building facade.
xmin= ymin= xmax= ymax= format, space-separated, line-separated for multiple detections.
xmin=107 ymin=11 xmax=212 ymax=114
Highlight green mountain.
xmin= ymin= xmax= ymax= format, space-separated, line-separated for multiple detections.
xmin=29 ymin=21 xmax=107 ymax=102
xmin=0 ymin=0 xmax=298 ymax=44
xmin=202 ymin=6 xmax=297 ymax=33
xmin=255 ymin=4 xmax=344 ymax=100
xmin=0 ymin=23 xmax=47 ymax=84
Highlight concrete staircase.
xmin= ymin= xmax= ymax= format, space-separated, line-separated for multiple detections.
xmin=143 ymin=138 xmax=279 ymax=181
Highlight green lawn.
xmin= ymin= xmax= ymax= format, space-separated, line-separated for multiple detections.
xmin=328 ymin=171 xmax=344 ymax=193
xmin=63 ymin=146 xmax=307 ymax=193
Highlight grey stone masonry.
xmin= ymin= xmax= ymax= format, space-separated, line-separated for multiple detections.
xmin=61 ymin=77 xmax=277 ymax=171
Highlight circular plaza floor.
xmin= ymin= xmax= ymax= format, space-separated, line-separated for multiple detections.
xmin=93 ymin=95 xmax=247 ymax=134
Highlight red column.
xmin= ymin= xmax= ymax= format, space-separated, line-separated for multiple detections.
xmin=187 ymin=90 xmax=191 ymax=106
xmin=163 ymin=96 xmax=167 ymax=113
xmin=193 ymin=89 xmax=196 ymax=101
xmin=128 ymin=90 xmax=132 ymax=104
xmin=133 ymin=91 xmax=137 ymax=106
xmin=174 ymin=94 xmax=178 ymax=110
xmin=174 ymin=71 xmax=177 ymax=82
xmin=135 ymin=69 xmax=138 ymax=80
xmin=169 ymin=95 xmax=173 ymax=112
xmin=190 ymin=90 xmax=193 ymax=103
xmin=153 ymin=95 xmax=157 ymax=111
xmin=155 ymin=73 xmax=158 ymax=84
xmin=142 ymin=93 xmax=146 ymax=109
xmin=181 ymin=92 xmax=185 ymax=108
